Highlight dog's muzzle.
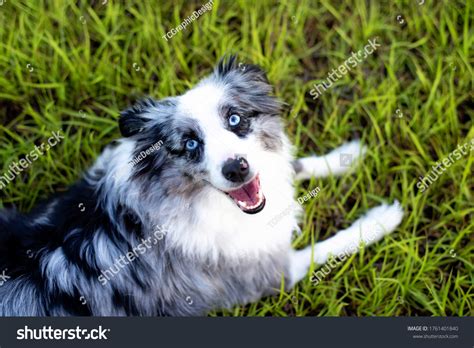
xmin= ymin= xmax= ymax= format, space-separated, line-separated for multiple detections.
xmin=220 ymin=157 xmax=266 ymax=214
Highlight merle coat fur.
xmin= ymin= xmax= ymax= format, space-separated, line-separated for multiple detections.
xmin=0 ymin=56 xmax=296 ymax=316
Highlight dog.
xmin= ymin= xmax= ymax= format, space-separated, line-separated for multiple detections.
xmin=0 ymin=56 xmax=403 ymax=316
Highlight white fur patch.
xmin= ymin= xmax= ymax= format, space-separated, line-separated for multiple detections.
xmin=289 ymin=201 xmax=403 ymax=285
xmin=41 ymin=247 xmax=75 ymax=294
xmin=295 ymin=140 xmax=367 ymax=180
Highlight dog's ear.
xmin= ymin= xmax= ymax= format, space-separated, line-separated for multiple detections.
xmin=119 ymin=98 xmax=157 ymax=137
xmin=215 ymin=55 xmax=270 ymax=84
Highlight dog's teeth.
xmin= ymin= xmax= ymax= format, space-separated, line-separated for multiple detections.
xmin=236 ymin=191 xmax=264 ymax=211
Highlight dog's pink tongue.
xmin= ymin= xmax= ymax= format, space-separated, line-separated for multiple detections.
xmin=228 ymin=176 xmax=260 ymax=205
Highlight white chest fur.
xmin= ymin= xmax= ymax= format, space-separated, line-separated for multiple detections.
xmin=165 ymin=150 xmax=300 ymax=263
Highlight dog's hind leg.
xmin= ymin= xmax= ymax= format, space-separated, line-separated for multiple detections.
xmin=293 ymin=140 xmax=367 ymax=180
xmin=288 ymin=201 xmax=403 ymax=288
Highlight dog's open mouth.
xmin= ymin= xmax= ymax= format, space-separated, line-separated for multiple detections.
xmin=226 ymin=175 xmax=266 ymax=214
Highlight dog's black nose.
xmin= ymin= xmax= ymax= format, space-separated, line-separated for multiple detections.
xmin=222 ymin=157 xmax=249 ymax=183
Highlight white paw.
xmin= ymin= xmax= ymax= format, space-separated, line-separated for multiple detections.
xmin=295 ymin=140 xmax=367 ymax=180
xmin=355 ymin=200 xmax=404 ymax=244
xmin=328 ymin=140 xmax=367 ymax=174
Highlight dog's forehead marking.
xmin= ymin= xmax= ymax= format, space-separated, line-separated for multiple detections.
xmin=177 ymin=82 xmax=225 ymax=127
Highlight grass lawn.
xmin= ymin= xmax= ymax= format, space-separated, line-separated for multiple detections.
xmin=0 ymin=0 xmax=472 ymax=316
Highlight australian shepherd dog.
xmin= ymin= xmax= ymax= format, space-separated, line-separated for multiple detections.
xmin=0 ymin=56 xmax=403 ymax=316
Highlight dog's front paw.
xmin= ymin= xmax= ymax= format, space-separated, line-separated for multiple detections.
xmin=294 ymin=140 xmax=367 ymax=180
xmin=355 ymin=200 xmax=404 ymax=244
xmin=329 ymin=139 xmax=367 ymax=174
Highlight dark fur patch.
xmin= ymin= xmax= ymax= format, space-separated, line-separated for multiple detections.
xmin=215 ymin=55 xmax=269 ymax=84
xmin=119 ymin=97 xmax=158 ymax=137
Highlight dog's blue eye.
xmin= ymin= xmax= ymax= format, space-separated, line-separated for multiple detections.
xmin=185 ymin=139 xmax=199 ymax=151
xmin=228 ymin=114 xmax=241 ymax=127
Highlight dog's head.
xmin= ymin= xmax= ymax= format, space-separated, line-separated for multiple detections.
xmin=118 ymin=56 xmax=286 ymax=214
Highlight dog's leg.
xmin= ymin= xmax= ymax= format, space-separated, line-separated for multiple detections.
xmin=293 ymin=140 xmax=367 ymax=180
xmin=288 ymin=201 xmax=403 ymax=287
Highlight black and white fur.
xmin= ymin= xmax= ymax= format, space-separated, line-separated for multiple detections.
xmin=0 ymin=56 xmax=403 ymax=316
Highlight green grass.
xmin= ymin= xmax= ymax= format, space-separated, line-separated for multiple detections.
xmin=0 ymin=0 xmax=472 ymax=316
